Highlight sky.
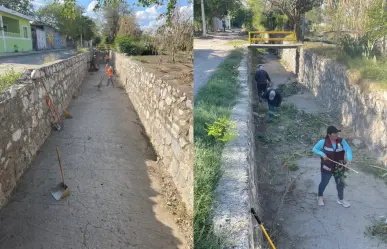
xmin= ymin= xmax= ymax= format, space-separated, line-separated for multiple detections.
xmin=32 ymin=0 xmax=193 ymax=30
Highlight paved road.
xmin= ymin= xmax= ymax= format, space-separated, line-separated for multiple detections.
xmin=0 ymin=70 xmax=186 ymax=249
xmin=194 ymin=31 xmax=245 ymax=96
xmin=0 ymin=50 xmax=76 ymax=74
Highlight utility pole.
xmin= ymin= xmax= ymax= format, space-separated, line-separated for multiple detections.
xmin=201 ymin=0 xmax=207 ymax=36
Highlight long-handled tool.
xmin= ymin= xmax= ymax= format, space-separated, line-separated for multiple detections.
xmin=63 ymin=110 xmax=73 ymax=119
xmin=251 ymin=208 xmax=277 ymax=249
xmin=97 ymin=75 xmax=104 ymax=91
xmin=42 ymin=81 xmax=62 ymax=131
xmin=327 ymin=158 xmax=359 ymax=174
xmin=51 ymin=147 xmax=71 ymax=201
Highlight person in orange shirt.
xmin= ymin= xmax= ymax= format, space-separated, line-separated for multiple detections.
xmin=106 ymin=64 xmax=114 ymax=87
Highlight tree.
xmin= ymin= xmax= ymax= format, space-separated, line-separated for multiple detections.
xmin=365 ymin=0 xmax=387 ymax=54
xmin=267 ymin=0 xmax=323 ymax=41
xmin=101 ymin=1 xmax=131 ymax=43
xmin=247 ymin=0 xmax=265 ymax=30
xmin=0 ymin=0 xmax=35 ymax=16
xmin=36 ymin=3 xmax=96 ymax=43
xmin=117 ymin=15 xmax=142 ymax=37
xmin=60 ymin=0 xmax=193 ymax=24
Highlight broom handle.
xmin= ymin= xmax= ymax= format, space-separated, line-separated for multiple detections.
xmin=327 ymin=158 xmax=359 ymax=174
xmin=251 ymin=208 xmax=277 ymax=249
xmin=56 ymin=147 xmax=65 ymax=184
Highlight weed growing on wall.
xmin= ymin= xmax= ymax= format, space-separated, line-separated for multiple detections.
xmin=0 ymin=68 xmax=21 ymax=93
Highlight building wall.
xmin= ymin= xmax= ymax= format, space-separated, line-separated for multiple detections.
xmin=54 ymin=31 xmax=61 ymax=49
xmin=44 ymin=26 xmax=55 ymax=49
xmin=0 ymin=12 xmax=32 ymax=53
xmin=36 ymin=28 xmax=47 ymax=50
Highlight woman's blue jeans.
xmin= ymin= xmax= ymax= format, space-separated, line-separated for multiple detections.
xmin=318 ymin=170 xmax=344 ymax=200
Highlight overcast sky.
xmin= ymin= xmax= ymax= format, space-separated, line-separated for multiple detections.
xmin=32 ymin=0 xmax=192 ymax=30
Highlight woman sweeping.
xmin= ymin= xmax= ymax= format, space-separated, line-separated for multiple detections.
xmin=312 ymin=126 xmax=353 ymax=208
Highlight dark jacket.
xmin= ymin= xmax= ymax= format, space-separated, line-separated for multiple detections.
xmin=262 ymin=89 xmax=282 ymax=107
xmin=255 ymin=70 xmax=271 ymax=85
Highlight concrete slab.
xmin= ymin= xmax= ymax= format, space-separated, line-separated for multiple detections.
xmin=0 ymin=70 xmax=186 ymax=249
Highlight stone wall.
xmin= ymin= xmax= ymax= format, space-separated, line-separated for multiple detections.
xmin=0 ymin=52 xmax=90 ymax=206
xmin=212 ymin=50 xmax=263 ymax=249
xmin=280 ymin=48 xmax=387 ymax=165
xmin=279 ymin=46 xmax=298 ymax=74
xmin=112 ymin=52 xmax=193 ymax=213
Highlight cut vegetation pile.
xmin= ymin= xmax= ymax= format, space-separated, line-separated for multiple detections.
xmin=194 ymin=49 xmax=244 ymax=249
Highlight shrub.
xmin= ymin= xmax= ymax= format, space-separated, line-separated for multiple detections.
xmin=339 ymin=34 xmax=376 ymax=59
xmin=115 ymin=35 xmax=157 ymax=56
xmin=0 ymin=68 xmax=21 ymax=93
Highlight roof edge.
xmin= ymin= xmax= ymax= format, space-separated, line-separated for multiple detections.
xmin=0 ymin=5 xmax=33 ymax=21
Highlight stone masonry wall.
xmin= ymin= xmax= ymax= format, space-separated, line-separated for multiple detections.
xmin=280 ymin=48 xmax=387 ymax=165
xmin=0 ymin=52 xmax=90 ymax=206
xmin=113 ymin=52 xmax=193 ymax=213
xmin=279 ymin=47 xmax=298 ymax=74
xmin=211 ymin=50 xmax=263 ymax=249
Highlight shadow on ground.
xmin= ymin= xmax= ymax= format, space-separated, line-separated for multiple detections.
xmin=0 ymin=68 xmax=185 ymax=249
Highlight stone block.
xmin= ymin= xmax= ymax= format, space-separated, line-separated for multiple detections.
xmin=171 ymin=138 xmax=181 ymax=160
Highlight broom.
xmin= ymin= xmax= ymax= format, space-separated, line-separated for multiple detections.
xmin=97 ymin=75 xmax=104 ymax=91
xmin=63 ymin=110 xmax=73 ymax=119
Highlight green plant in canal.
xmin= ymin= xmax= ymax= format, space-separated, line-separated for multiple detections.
xmin=206 ymin=116 xmax=238 ymax=142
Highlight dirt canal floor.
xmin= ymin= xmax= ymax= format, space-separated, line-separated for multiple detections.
xmin=0 ymin=69 xmax=190 ymax=249
xmin=251 ymin=52 xmax=387 ymax=249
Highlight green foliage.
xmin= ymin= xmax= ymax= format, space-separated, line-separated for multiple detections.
xmin=0 ymin=68 xmax=21 ymax=93
xmin=366 ymin=0 xmax=387 ymax=41
xmin=333 ymin=165 xmax=348 ymax=186
xmin=62 ymin=0 xmax=180 ymax=25
xmin=247 ymin=0 xmax=265 ymax=30
xmin=1 ymin=0 xmax=35 ymax=16
xmin=288 ymin=163 xmax=299 ymax=171
xmin=365 ymin=218 xmax=387 ymax=243
xmin=37 ymin=3 xmax=96 ymax=41
xmin=115 ymin=36 xmax=156 ymax=56
xmin=206 ymin=116 xmax=238 ymax=142
xmin=261 ymin=10 xmax=288 ymax=31
xmin=194 ymin=49 xmax=243 ymax=249
xmin=93 ymin=37 xmax=102 ymax=45
xmin=339 ymin=34 xmax=375 ymax=59
xmin=230 ymin=6 xmax=251 ymax=28
xmin=76 ymin=47 xmax=88 ymax=53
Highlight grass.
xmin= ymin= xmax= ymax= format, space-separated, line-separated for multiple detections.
xmin=194 ymin=48 xmax=244 ymax=249
xmin=76 ymin=47 xmax=89 ymax=53
xmin=227 ymin=40 xmax=247 ymax=47
xmin=0 ymin=68 xmax=21 ymax=93
xmin=365 ymin=218 xmax=387 ymax=243
xmin=303 ymin=42 xmax=387 ymax=90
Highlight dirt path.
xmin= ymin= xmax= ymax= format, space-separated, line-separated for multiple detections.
xmin=254 ymin=53 xmax=387 ymax=249
xmin=0 ymin=69 xmax=188 ymax=249
xmin=194 ymin=31 xmax=245 ymax=95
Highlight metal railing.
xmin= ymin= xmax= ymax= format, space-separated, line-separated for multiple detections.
xmin=3 ymin=31 xmax=20 ymax=38
xmin=248 ymin=31 xmax=296 ymax=44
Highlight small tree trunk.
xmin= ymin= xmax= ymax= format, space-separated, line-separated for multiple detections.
xmin=294 ymin=21 xmax=303 ymax=42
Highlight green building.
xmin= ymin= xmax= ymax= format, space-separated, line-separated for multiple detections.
xmin=0 ymin=5 xmax=33 ymax=53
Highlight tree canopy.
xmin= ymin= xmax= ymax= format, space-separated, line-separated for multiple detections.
xmin=0 ymin=0 xmax=35 ymax=16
